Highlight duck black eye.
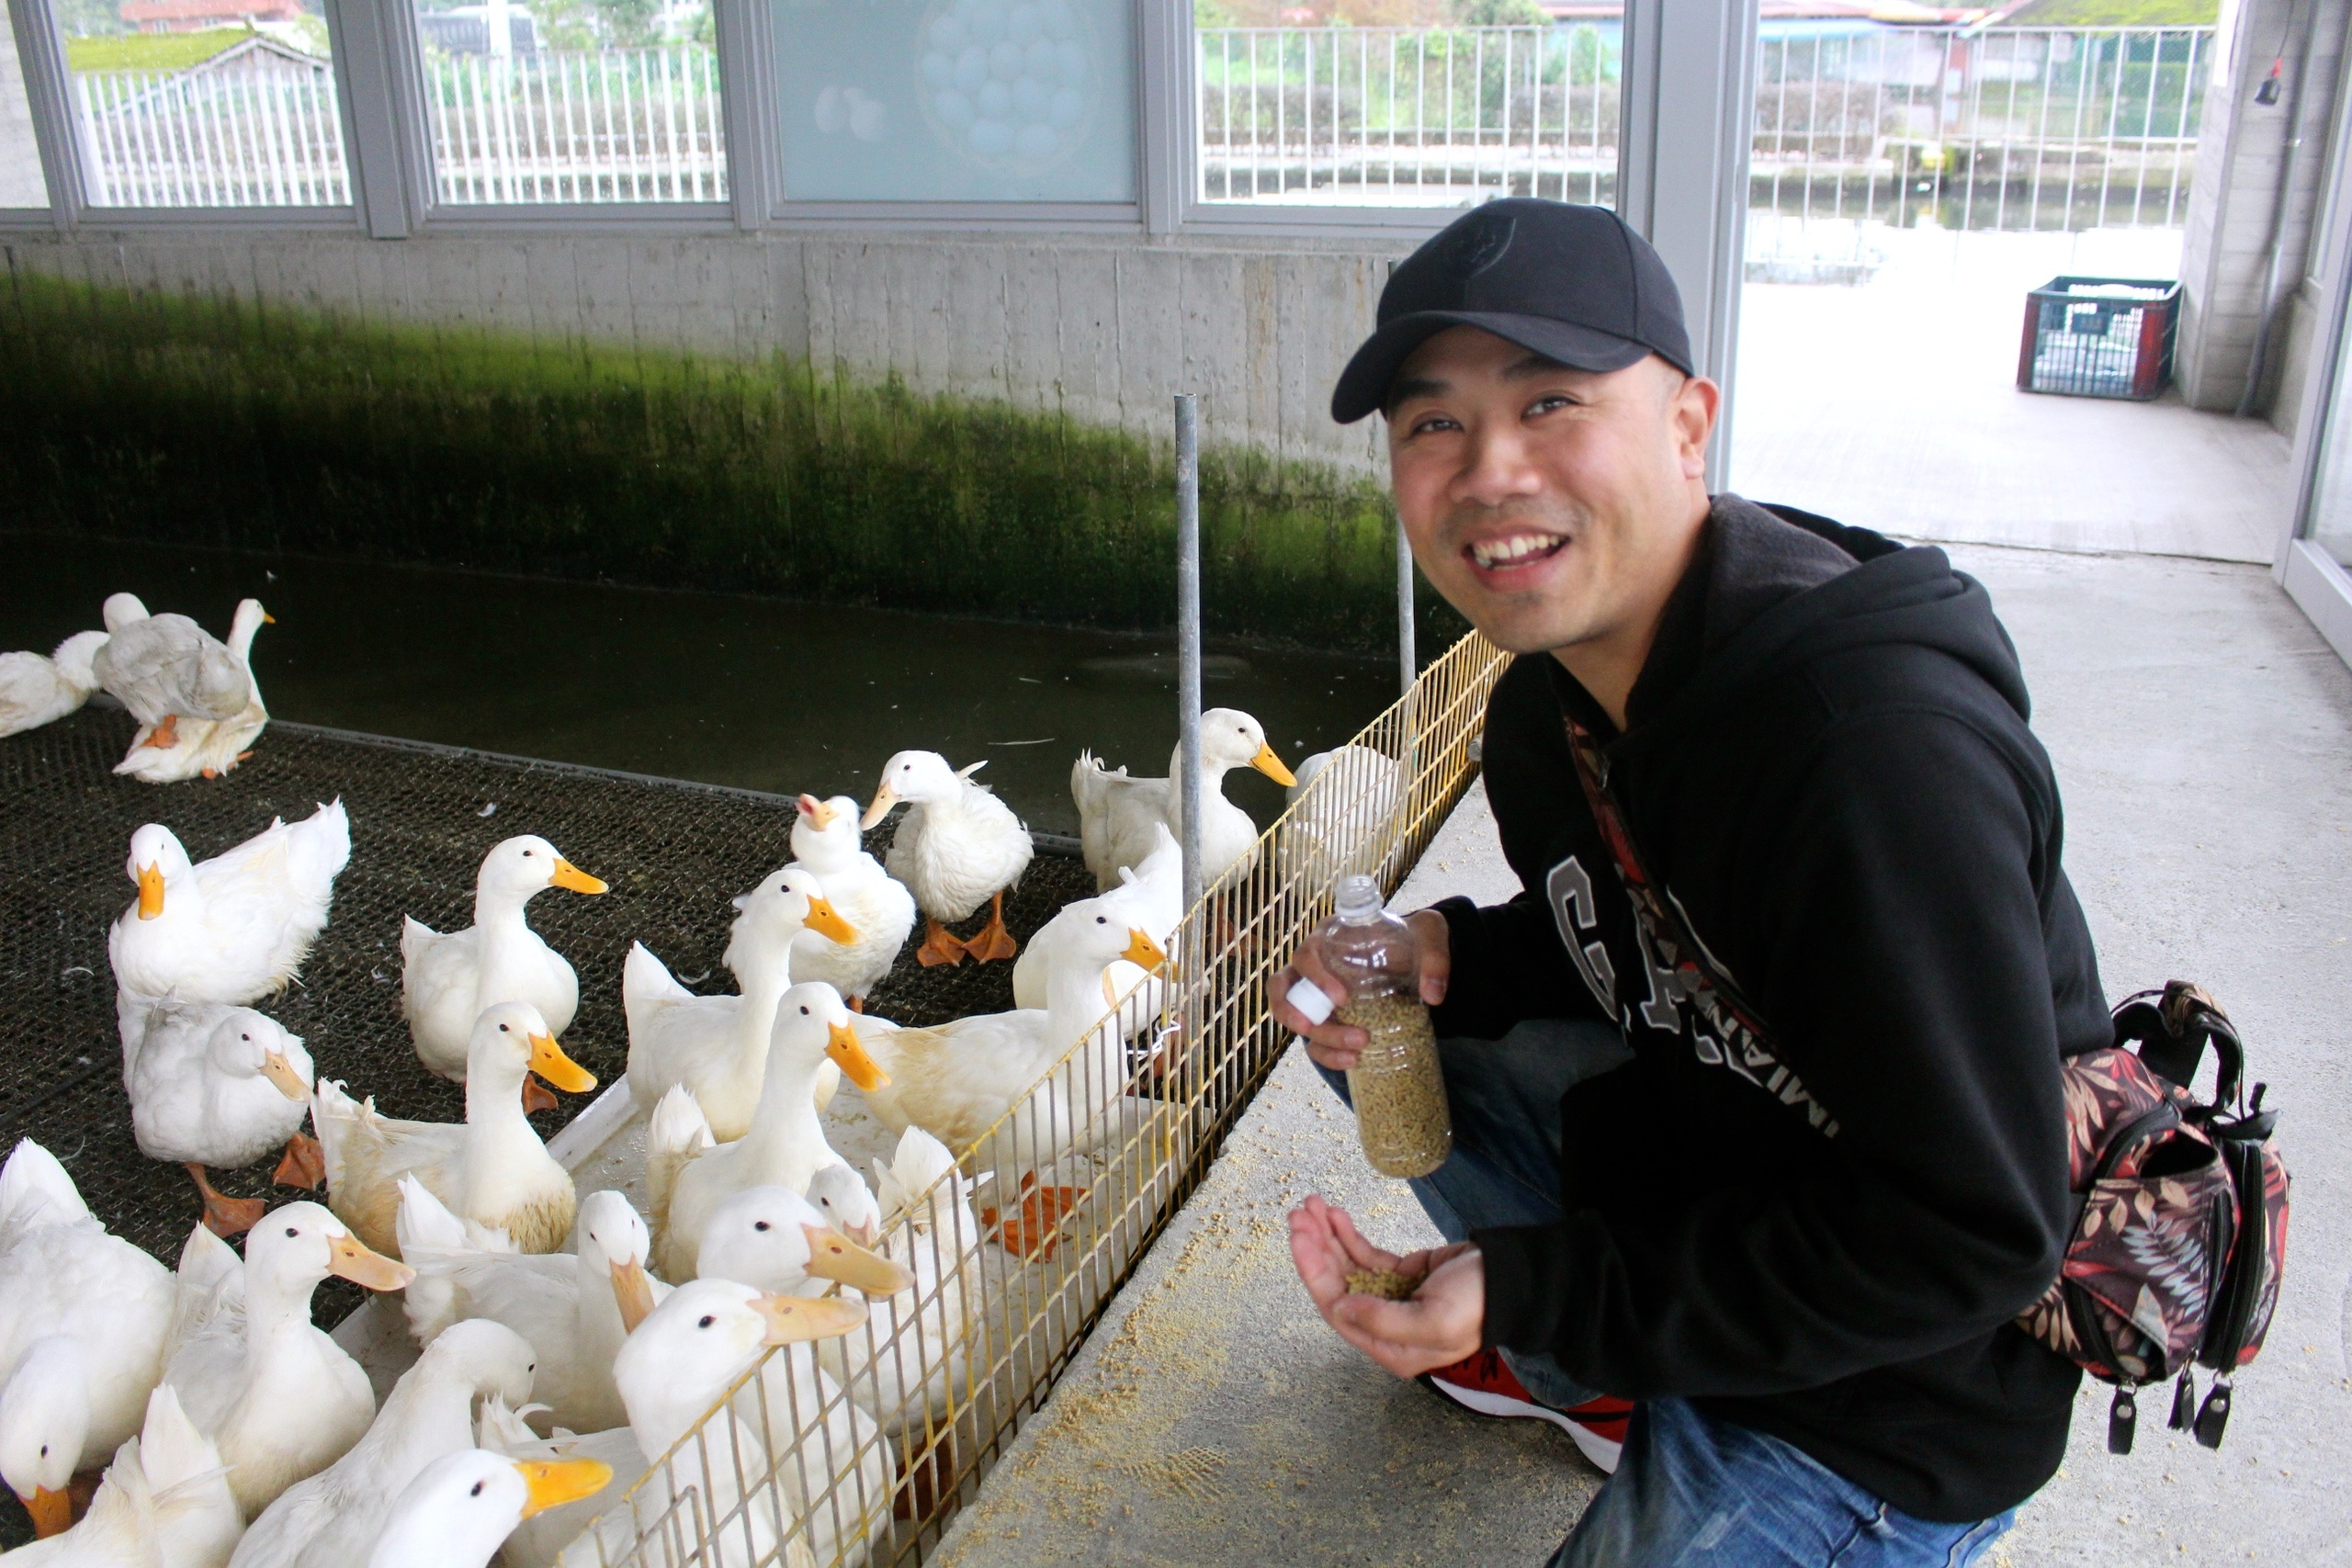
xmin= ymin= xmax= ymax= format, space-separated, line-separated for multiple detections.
xmin=799 ymin=1006 xmax=809 ymax=1016
xmin=285 ymin=1226 xmax=298 ymax=1237
xmin=39 ymin=1445 xmax=47 ymax=1457
xmin=242 ymin=1033 xmax=251 ymax=1042
xmin=753 ymin=1221 xmax=770 ymax=1232
xmin=1095 ymin=916 xmax=1106 ymax=925
xmin=500 ymin=1023 xmax=510 ymax=1032
xmin=697 ymin=1314 xmax=716 ymax=1328
xmin=470 ymin=1480 xmax=485 ymax=1496
xmin=522 ymin=850 xmax=534 ymax=857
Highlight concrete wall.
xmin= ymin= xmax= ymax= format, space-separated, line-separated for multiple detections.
xmin=2176 ymin=0 xmax=2352 ymax=428
xmin=0 ymin=18 xmax=46 ymax=209
xmin=2 ymin=225 xmax=1401 ymax=474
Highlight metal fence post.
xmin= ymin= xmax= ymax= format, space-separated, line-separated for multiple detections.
xmin=1396 ymin=508 xmax=1416 ymax=698
xmin=1176 ymin=393 xmax=1204 ymax=916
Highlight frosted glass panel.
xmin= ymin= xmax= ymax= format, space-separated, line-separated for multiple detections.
xmin=771 ymin=0 xmax=1134 ymax=203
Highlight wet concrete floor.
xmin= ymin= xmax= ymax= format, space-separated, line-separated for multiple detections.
xmin=5 ymin=533 xmax=1396 ymax=836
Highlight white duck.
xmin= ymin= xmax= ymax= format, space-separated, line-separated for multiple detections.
xmin=402 ymin=837 xmax=607 ymax=1087
xmin=613 ymin=1280 xmax=876 ymax=1568
xmin=313 ymin=1002 xmax=597 ymax=1258
xmin=393 ymin=1184 xmax=661 ymax=1436
xmin=694 ymin=1185 xmax=913 ymax=1305
xmin=1071 ymin=707 xmax=1295 ymax=892
xmin=466 ymin=1399 xmax=643 ymax=1568
xmin=0 ymin=1141 xmax=175 ymax=1537
xmin=161 ymin=1203 xmax=414 ymax=1521
xmin=849 ymin=898 xmax=1166 ymax=1170
xmin=120 ymin=999 xmax=316 ymax=1239
xmin=805 ymin=1162 xmax=882 ymax=1247
xmin=1279 ymin=743 xmax=1408 ymax=886
xmin=93 ymin=599 xmax=267 ymax=759
xmin=0 ymin=1384 xmax=241 ymax=1568
xmin=112 ymin=604 xmax=272 ymax=785
xmin=225 ymin=1319 xmax=536 ymax=1568
xmin=0 ymin=631 xmax=108 ymax=739
xmin=362 ymin=1449 xmax=611 ymax=1568
xmin=1013 ymin=822 xmax=1181 ymax=1039
xmin=815 ymin=1128 xmax=988 ymax=1435
xmin=645 ymin=984 xmax=889 ymax=1282
xmin=624 ymin=867 xmax=858 ymax=1142
xmin=863 ymin=751 xmax=1033 ymax=967
xmin=782 ymin=794 xmax=916 ymax=1006
xmin=107 ymin=807 xmax=350 ymax=1008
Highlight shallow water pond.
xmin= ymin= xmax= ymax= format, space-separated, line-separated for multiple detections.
xmin=6 ymin=534 xmax=1399 ymax=836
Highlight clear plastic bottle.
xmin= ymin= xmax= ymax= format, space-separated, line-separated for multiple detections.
xmin=1290 ymin=874 xmax=1452 ymax=1178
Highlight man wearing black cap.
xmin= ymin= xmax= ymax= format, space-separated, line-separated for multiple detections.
xmin=1273 ymin=199 xmax=2098 ymax=1564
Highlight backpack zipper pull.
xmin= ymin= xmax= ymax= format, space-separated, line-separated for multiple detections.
xmin=2168 ymin=1369 xmax=2197 ymax=1432
xmin=2108 ymin=1383 xmax=2138 ymax=1454
xmin=2194 ymin=1376 xmax=2233 ymax=1450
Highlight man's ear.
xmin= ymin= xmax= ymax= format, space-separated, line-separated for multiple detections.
xmin=1672 ymin=373 xmax=1721 ymax=479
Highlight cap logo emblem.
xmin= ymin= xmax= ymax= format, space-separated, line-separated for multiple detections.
xmin=1438 ymin=211 xmax=1517 ymax=280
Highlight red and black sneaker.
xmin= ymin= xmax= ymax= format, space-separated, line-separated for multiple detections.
xmin=1419 ymin=1348 xmax=1633 ymax=1473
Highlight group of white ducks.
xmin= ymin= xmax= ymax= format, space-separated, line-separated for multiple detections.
xmin=3 ymin=692 xmax=1309 ymax=1568
xmin=0 ymin=595 xmax=275 ymax=782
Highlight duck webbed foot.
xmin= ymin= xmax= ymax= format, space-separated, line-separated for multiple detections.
xmin=142 ymin=714 xmax=181 ymax=750
xmin=962 ymin=891 xmax=1020 ymax=964
xmin=916 ymin=919 xmax=967 ymax=968
xmin=521 ymin=1072 xmax=560 ymax=1114
xmin=186 ymin=1163 xmax=266 ymax=1237
xmin=273 ymin=1133 xmax=326 ymax=1190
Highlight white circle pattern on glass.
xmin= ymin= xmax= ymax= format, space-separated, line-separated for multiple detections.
xmin=918 ymin=0 xmax=1091 ymax=172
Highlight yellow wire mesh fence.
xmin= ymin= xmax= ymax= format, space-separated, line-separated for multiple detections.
xmin=557 ymin=629 xmax=1510 ymax=1568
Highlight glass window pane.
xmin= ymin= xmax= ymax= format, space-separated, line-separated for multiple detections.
xmin=2303 ymin=288 xmax=2352 ymax=570
xmin=771 ymin=0 xmax=1135 ymax=203
xmin=1 ymin=5 xmax=48 ymax=206
xmin=413 ymin=0 xmax=726 ymax=204
xmin=57 ymin=0 xmax=351 ymax=208
xmin=1193 ymin=7 xmax=1620 ymax=209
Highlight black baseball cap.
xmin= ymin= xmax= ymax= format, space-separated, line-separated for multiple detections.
xmin=1330 ymin=199 xmax=1694 ymax=424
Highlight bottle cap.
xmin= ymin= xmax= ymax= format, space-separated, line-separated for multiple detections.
xmin=1286 ymin=976 xmax=1336 ymax=1026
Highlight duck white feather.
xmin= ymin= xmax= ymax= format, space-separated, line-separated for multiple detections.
xmin=314 ymin=1003 xmax=595 ymax=1259
xmin=93 ymin=600 xmax=260 ymax=735
xmin=863 ymin=752 xmax=1031 ymax=964
xmin=109 ymin=604 xmax=271 ymax=784
xmin=0 ymin=632 xmax=108 ymax=739
xmin=780 ymin=795 xmax=916 ymax=1003
xmin=401 ymin=838 xmax=606 ymax=1082
xmin=362 ymin=1448 xmax=612 ymax=1568
xmin=0 ymin=1141 xmax=176 ymax=1531
xmin=1012 ymin=823 xmax=1181 ymax=1037
xmin=1070 ymin=707 xmax=1294 ymax=892
xmin=624 ymin=868 xmax=857 ymax=1141
xmin=159 ymin=1204 xmax=414 ymax=1521
xmin=121 ymin=1000 xmax=313 ymax=1171
xmin=0 ymin=1384 xmax=241 ymax=1568
xmin=107 ymin=807 xmax=349 ymax=1008
xmin=225 ymin=1319 xmax=534 ymax=1568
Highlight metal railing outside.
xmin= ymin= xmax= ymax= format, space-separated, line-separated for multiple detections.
xmin=423 ymin=45 xmax=727 ymax=205
xmin=1195 ymin=22 xmax=2212 ymax=237
xmin=70 ymin=44 xmax=725 ymax=209
xmin=1197 ymin=23 xmax=1619 ymax=207
xmin=559 ymin=628 xmax=1510 ymax=1568
xmin=73 ymin=58 xmax=353 ymax=208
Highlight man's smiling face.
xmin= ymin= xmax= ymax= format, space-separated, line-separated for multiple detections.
xmin=1385 ymin=325 xmax=1716 ymax=660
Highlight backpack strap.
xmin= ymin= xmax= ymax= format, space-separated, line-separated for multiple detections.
xmin=2114 ymin=981 xmax=2245 ymax=1109
xmin=1563 ymin=716 xmax=1839 ymax=1139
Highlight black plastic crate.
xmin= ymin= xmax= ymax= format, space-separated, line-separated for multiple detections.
xmin=2017 ymin=276 xmax=2182 ymax=400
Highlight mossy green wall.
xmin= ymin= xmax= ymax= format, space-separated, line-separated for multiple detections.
xmin=0 ymin=267 xmax=1459 ymax=654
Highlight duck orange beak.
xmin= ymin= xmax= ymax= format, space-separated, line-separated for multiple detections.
xmin=609 ymin=1258 xmax=657 ymax=1334
xmin=825 ymin=1021 xmax=888 ymax=1092
xmin=25 ymin=1484 xmax=72 ymax=1538
xmin=798 ymin=794 xmax=841 ymax=830
xmin=549 ymin=858 xmax=607 ymax=895
xmin=261 ymin=611 xmax=277 ymax=625
xmin=136 ymin=863 xmax=165 ymax=919
xmin=1122 ymin=928 xmax=1169 ymax=972
xmin=859 ymin=783 xmax=899 ymax=830
xmin=260 ymin=1050 xmax=310 ymax=1100
xmin=752 ymin=1291 xmax=867 ymax=1345
xmin=801 ymin=892 xmax=860 ymax=946
xmin=799 ymin=1224 xmax=915 ymax=1295
xmin=327 ymin=1229 xmax=415 ymax=1292
xmin=1250 ymin=742 xmax=1296 ymax=788
xmin=514 ymin=1457 xmax=613 ymax=1518
xmin=527 ymin=1033 xmax=597 ymax=1095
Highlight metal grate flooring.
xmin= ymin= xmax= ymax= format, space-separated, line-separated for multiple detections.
xmin=0 ymin=706 xmax=1091 ymax=1541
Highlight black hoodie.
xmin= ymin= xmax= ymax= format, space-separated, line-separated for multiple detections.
xmin=1434 ymin=496 xmax=2108 ymax=1523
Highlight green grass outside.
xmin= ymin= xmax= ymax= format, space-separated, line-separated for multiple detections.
xmin=2001 ymin=0 xmax=2219 ymax=24
xmin=65 ymin=28 xmax=256 ymax=73
xmin=0 ymin=268 xmax=1461 ymax=655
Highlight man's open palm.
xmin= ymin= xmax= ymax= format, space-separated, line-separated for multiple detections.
xmin=1288 ymin=1194 xmax=1484 ymax=1378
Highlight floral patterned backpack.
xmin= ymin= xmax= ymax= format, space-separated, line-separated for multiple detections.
xmin=1563 ymin=724 xmax=2292 ymax=1458
xmin=2016 ymin=982 xmax=2290 ymax=1454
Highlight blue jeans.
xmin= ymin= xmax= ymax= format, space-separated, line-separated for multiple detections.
xmin=1314 ymin=1019 xmax=2016 ymax=1568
